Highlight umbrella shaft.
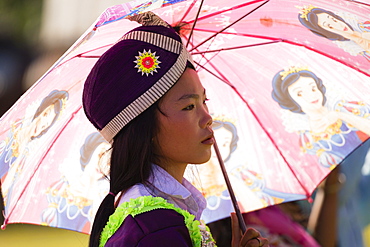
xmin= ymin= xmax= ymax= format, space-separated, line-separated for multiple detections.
xmin=213 ymin=140 xmax=247 ymax=233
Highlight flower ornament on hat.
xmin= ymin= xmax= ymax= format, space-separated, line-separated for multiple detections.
xmin=83 ymin=12 xmax=194 ymax=142
xmin=134 ymin=49 xmax=161 ymax=76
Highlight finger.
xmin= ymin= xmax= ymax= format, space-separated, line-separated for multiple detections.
xmin=231 ymin=213 xmax=242 ymax=247
xmin=260 ymin=238 xmax=269 ymax=246
xmin=245 ymin=237 xmax=268 ymax=247
xmin=257 ymin=238 xmax=269 ymax=247
xmin=240 ymin=228 xmax=261 ymax=246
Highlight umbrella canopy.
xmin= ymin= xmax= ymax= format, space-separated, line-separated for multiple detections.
xmin=151 ymin=0 xmax=370 ymax=223
xmin=1 ymin=0 xmax=370 ymax=234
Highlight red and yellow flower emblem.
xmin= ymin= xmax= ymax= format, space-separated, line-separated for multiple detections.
xmin=134 ymin=49 xmax=161 ymax=76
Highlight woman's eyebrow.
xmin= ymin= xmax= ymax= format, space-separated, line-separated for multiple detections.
xmin=178 ymin=94 xmax=200 ymax=101
xmin=178 ymin=89 xmax=206 ymax=101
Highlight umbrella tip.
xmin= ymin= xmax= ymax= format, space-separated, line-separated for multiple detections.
xmin=1 ymin=216 xmax=8 ymax=230
xmin=128 ymin=11 xmax=170 ymax=28
xmin=171 ymin=22 xmax=190 ymax=36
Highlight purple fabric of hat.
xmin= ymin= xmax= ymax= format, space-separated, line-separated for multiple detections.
xmin=83 ymin=12 xmax=194 ymax=142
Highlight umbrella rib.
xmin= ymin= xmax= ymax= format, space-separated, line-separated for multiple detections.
xmin=186 ymin=34 xmax=221 ymax=71
xmin=37 ymin=44 xmax=113 ymax=85
xmin=195 ymin=61 xmax=312 ymax=197
xmin=194 ymin=31 xmax=370 ymax=77
xmin=0 ymin=40 xmax=106 ymax=122
xmin=235 ymin=90 xmax=312 ymax=197
xmin=185 ymin=0 xmax=268 ymax=24
xmin=3 ymin=107 xmax=83 ymax=225
xmin=194 ymin=61 xmax=230 ymax=85
xmin=77 ymin=55 xmax=101 ymax=58
xmin=281 ymin=39 xmax=370 ymax=78
xmin=186 ymin=0 xmax=205 ymax=48
xmin=178 ymin=0 xmax=197 ymax=24
xmin=344 ymin=0 xmax=370 ymax=7
xmin=189 ymin=0 xmax=270 ymax=52
xmin=190 ymin=28 xmax=288 ymax=40
xmin=191 ymin=40 xmax=281 ymax=54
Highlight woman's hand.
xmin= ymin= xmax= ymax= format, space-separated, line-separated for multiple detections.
xmin=231 ymin=213 xmax=269 ymax=247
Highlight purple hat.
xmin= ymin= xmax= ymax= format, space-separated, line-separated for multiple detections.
xmin=83 ymin=12 xmax=194 ymax=142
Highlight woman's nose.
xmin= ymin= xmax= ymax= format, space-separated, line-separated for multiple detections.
xmin=202 ymin=109 xmax=213 ymax=128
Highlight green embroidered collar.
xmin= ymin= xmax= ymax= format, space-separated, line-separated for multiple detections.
xmin=99 ymin=196 xmax=215 ymax=247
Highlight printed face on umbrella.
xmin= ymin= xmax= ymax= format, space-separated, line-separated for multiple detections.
xmin=316 ymin=13 xmax=352 ymax=36
xmin=84 ymin=141 xmax=110 ymax=181
xmin=31 ymin=104 xmax=57 ymax=139
xmin=211 ymin=119 xmax=238 ymax=163
xmin=213 ymin=127 xmax=233 ymax=161
xmin=287 ymin=76 xmax=324 ymax=113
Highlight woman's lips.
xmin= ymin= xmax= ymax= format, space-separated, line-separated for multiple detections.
xmin=202 ymin=136 xmax=215 ymax=145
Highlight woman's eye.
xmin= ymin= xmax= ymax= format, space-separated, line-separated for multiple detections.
xmin=312 ymin=87 xmax=317 ymax=92
xmin=183 ymin=104 xmax=195 ymax=111
xmin=328 ymin=24 xmax=333 ymax=29
xmin=297 ymin=92 xmax=302 ymax=97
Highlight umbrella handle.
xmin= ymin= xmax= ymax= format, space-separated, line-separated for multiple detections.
xmin=213 ymin=140 xmax=247 ymax=233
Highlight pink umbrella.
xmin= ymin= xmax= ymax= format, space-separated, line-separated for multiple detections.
xmin=0 ymin=0 xmax=186 ymax=234
xmin=152 ymin=0 xmax=370 ymax=224
xmin=1 ymin=0 xmax=370 ymax=235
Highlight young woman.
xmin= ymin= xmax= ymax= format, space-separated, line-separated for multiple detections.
xmin=298 ymin=6 xmax=370 ymax=61
xmin=82 ymin=12 xmax=268 ymax=247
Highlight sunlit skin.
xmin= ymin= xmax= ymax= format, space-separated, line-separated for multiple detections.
xmin=155 ymin=68 xmax=268 ymax=246
xmin=199 ymin=126 xmax=233 ymax=196
xmin=155 ymin=68 xmax=214 ymax=183
xmin=30 ymin=104 xmax=56 ymax=139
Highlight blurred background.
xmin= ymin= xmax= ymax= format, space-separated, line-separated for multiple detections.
xmin=1 ymin=1 xmax=370 ymax=247
xmin=0 ymin=0 xmax=129 ymax=246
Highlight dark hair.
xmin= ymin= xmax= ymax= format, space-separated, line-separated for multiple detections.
xmin=212 ymin=120 xmax=238 ymax=162
xmin=88 ymin=100 xmax=160 ymax=247
xmin=298 ymin=8 xmax=353 ymax=41
xmin=271 ymin=70 xmax=326 ymax=113
xmin=31 ymin=90 xmax=69 ymax=139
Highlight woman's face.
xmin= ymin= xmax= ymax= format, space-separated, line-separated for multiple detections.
xmin=155 ymin=68 xmax=214 ymax=169
xmin=31 ymin=104 xmax=56 ymax=138
xmin=287 ymin=76 xmax=324 ymax=113
xmin=317 ymin=13 xmax=352 ymax=35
